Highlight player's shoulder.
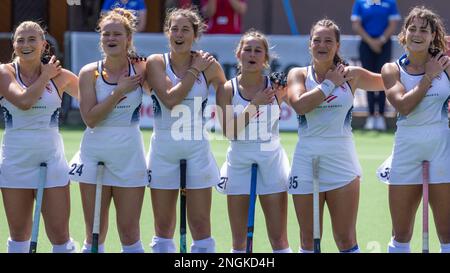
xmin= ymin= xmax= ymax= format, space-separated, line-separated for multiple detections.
xmin=78 ymin=62 xmax=101 ymax=82
xmin=146 ymin=54 xmax=165 ymax=70
xmin=381 ymin=62 xmax=399 ymax=76
xmin=53 ymin=68 xmax=78 ymax=87
xmin=146 ymin=53 xmax=165 ymax=64
xmin=287 ymin=66 xmax=307 ymax=79
xmin=204 ymin=59 xmax=224 ymax=81
xmin=80 ymin=62 xmax=99 ymax=74
xmin=0 ymin=63 xmax=17 ymax=86
xmin=224 ymin=78 xmax=234 ymax=91
xmin=59 ymin=68 xmax=78 ymax=78
xmin=0 ymin=62 xmax=15 ymax=75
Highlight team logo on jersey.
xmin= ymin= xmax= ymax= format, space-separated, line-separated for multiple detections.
xmin=324 ymin=94 xmax=338 ymax=103
xmin=254 ymin=110 xmax=264 ymax=118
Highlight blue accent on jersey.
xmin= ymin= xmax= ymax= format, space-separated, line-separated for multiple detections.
xmin=1 ymin=106 xmax=13 ymax=128
xmin=345 ymin=106 xmax=353 ymax=126
xmin=50 ymin=108 xmax=60 ymax=127
xmin=131 ymin=103 xmax=141 ymax=123
xmin=442 ymin=96 xmax=450 ymax=120
xmin=201 ymin=98 xmax=208 ymax=122
xmin=151 ymin=94 xmax=161 ymax=118
xmin=351 ymin=0 xmax=400 ymax=38
xmin=298 ymin=114 xmax=307 ymax=129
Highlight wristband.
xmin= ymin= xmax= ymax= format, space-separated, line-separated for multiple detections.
xmin=318 ymin=79 xmax=336 ymax=97
xmin=379 ymin=35 xmax=387 ymax=44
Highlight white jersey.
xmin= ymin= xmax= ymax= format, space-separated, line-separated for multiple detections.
xmin=0 ymin=62 xmax=61 ymax=131
xmin=298 ymin=65 xmax=354 ymax=138
xmin=94 ymin=60 xmax=143 ymax=128
xmin=151 ymin=53 xmax=209 ymax=137
xmin=395 ymin=59 xmax=450 ymax=127
xmin=230 ymin=76 xmax=280 ymax=143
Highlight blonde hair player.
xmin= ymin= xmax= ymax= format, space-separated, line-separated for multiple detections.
xmin=69 ymin=8 xmax=150 ymax=253
xmin=145 ymin=7 xmax=226 ymax=253
xmin=215 ymin=29 xmax=292 ymax=253
xmin=287 ymin=19 xmax=384 ymax=253
xmin=0 ymin=21 xmax=79 ymax=253
xmin=377 ymin=6 xmax=450 ymax=253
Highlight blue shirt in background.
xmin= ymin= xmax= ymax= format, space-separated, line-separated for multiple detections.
xmin=101 ymin=0 xmax=146 ymax=12
xmin=351 ymin=0 xmax=400 ymax=38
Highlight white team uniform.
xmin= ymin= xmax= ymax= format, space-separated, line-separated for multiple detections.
xmin=0 ymin=62 xmax=69 ymax=189
xmin=147 ymin=53 xmax=219 ymax=189
xmin=69 ymin=61 xmax=148 ymax=187
xmin=216 ymin=76 xmax=289 ymax=195
xmin=288 ymin=66 xmax=362 ymax=195
xmin=376 ymin=59 xmax=450 ymax=185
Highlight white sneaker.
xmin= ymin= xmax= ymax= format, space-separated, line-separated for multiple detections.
xmin=364 ymin=116 xmax=375 ymax=130
xmin=375 ymin=116 xmax=386 ymax=131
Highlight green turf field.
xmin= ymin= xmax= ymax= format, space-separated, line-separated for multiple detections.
xmin=0 ymin=128 xmax=440 ymax=253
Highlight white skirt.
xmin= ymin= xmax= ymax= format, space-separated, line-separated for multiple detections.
xmin=69 ymin=126 xmax=148 ymax=187
xmin=217 ymin=139 xmax=289 ymax=195
xmin=288 ymin=136 xmax=362 ymax=195
xmin=0 ymin=129 xmax=69 ymax=189
xmin=147 ymin=131 xmax=219 ymax=190
xmin=376 ymin=124 xmax=450 ymax=185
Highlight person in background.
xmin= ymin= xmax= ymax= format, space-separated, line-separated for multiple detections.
xmin=202 ymin=0 xmax=247 ymax=34
xmin=351 ymin=0 xmax=401 ymax=131
xmin=102 ymin=0 xmax=147 ymax=32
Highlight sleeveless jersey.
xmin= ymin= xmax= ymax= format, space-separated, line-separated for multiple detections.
xmin=298 ymin=65 xmax=354 ymax=138
xmin=151 ymin=53 xmax=209 ymax=136
xmin=230 ymin=76 xmax=280 ymax=143
xmin=0 ymin=62 xmax=61 ymax=131
xmin=395 ymin=57 xmax=450 ymax=127
xmin=94 ymin=60 xmax=143 ymax=127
